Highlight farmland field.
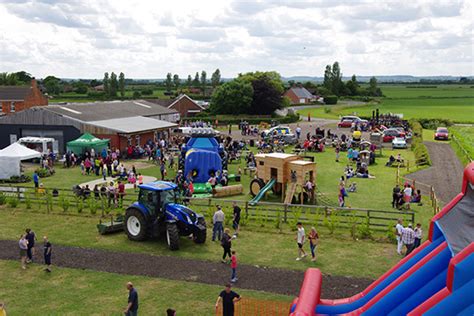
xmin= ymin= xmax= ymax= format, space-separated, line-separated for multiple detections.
xmin=298 ymin=85 xmax=474 ymax=123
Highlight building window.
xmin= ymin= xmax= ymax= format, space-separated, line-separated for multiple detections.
xmin=10 ymin=102 xmax=15 ymax=112
xmin=135 ymin=135 xmax=141 ymax=146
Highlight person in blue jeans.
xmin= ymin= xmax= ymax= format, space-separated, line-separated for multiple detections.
xmin=212 ymin=206 xmax=225 ymax=241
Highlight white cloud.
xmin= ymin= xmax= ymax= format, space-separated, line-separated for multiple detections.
xmin=0 ymin=0 xmax=472 ymax=78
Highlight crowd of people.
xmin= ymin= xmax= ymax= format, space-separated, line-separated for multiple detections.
xmin=395 ymin=219 xmax=423 ymax=256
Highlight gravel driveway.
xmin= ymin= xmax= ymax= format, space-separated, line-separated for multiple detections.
xmin=0 ymin=239 xmax=372 ymax=298
xmin=406 ymin=142 xmax=464 ymax=203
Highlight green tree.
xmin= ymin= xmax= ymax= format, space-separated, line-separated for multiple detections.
xmin=0 ymin=72 xmax=19 ymax=85
xmin=346 ymin=74 xmax=359 ymax=96
xmin=323 ymin=65 xmax=332 ymax=93
xmin=103 ymin=72 xmax=110 ymax=98
xmin=200 ymin=71 xmax=207 ymax=96
xmin=109 ymin=72 xmax=118 ymax=97
xmin=186 ymin=75 xmax=192 ymax=89
xmin=132 ymin=90 xmax=141 ymax=99
xmin=211 ymin=68 xmax=221 ymax=88
xmin=119 ymin=72 xmax=125 ymax=98
xmin=210 ymin=79 xmax=253 ymax=114
xmin=193 ymin=72 xmax=200 ymax=87
xmin=73 ymin=81 xmax=88 ymax=94
xmin=173 ymin=74 xmax=180 ymax=90
xmin=367 ymin=76 xmax=383 ymax=96
xmin=238 ymin=71 xmax=285 ymax=115
xmin=331 ymin=61 xmax=343 ymax=96
xmin=165 ymin=73 xmax=173 ymax=92
xmin=14 ymin=71 xmax=32 ymax=83
xmin=43 ymin=75 xmax=62 ymax=95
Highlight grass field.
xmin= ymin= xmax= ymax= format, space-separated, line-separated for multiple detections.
xmin=0 ymin=209 xmax=401 ymax=279
xmin=297 ymin=85 xmax=474 ymax=123
xmin=449 ymin=126 xmax=474 ymax=166
xmin=0 ymin=260 xmax=291 ymax=315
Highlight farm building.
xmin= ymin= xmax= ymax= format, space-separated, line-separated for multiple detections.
xmin=0 ymin=100 xmax=179 ymax=153
xmin=283 ymin=86 xmax=316 ymax=104
xmin=148 ymin=94 xmax=204 ymax=117
xmin=0 ymin=79 xmax=48 ymax=115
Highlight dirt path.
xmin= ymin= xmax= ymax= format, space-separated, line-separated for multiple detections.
xmin=0 ymin=240 xmax=372 ymax=298
xmin=406 ymin=142 xmax=464 ymax=203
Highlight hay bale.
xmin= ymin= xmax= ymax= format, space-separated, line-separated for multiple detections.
xmin=213 ymin=184 xmax=243 ymax=197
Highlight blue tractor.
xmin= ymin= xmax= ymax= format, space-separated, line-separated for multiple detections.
xmin=124 ymin=181 xmax=207 ymax=250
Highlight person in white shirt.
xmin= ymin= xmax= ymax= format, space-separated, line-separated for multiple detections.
xmin=212 ymin=206 xmax=225 ymax=241
xmin=414 ymin=223 xmax=423 ymax=248
xmin=295 ymin=126 xmax=302 ymax=140
xmin=295 ymin=222 xmax=307 ymax=260
xmin=403 ymin=184 xmax=413 ymax=210
xmin=395 ymin=219 xmax=404 ymax=255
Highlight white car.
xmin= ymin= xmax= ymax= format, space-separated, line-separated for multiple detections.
xmin=392 ymin=137 xmax=407 ymax=149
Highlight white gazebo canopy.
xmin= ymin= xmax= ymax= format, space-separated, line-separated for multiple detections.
xmin=0 ymin=143 xmax=42 ymax=179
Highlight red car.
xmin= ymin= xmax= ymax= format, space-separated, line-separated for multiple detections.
xmin=338 ymin=119 xmax=353 ymax=128
xmin=383 ymin=128 xmax=406 ymax=142
xmin=434 ymin=127 xmax=449 ymax=140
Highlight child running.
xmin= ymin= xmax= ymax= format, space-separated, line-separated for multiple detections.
xmin=230 ymin=250 xmax=238 ymax=283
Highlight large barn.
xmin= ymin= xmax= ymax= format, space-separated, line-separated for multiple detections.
xmin=0 ymin=100 xmax=180 ymax=153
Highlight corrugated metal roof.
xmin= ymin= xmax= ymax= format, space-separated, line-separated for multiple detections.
xmin=290 ymin=87 xmax=314 ymax=99
xmin=0 ymin=86 xmax=31 ymax=100
xmin=88 ymin=116 xmax=177 ymax=134
xmin=45 ymin=100 xmax=177 ymax=121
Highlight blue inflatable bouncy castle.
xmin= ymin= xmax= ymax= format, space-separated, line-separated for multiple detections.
xmin=179 ymin=128 xmax=227 ymax=183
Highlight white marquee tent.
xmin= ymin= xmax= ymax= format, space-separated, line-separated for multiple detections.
xmin=0 ymin=143 xmax=42 ymax=179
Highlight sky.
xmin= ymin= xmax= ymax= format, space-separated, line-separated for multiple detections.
xmin=0 ymin=0 xmax=472 ymax=79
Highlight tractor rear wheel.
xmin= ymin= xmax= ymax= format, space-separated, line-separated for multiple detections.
xmin=250 ymin=178 xmax=265 ymax=197
xmin=125 ymin=208 xmax=148 ymax=241
xmin=166 ymin=223 xmax=180 ymax=250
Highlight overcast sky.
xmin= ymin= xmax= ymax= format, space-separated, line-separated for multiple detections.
xmin=0 ymin=0 xmax=472 ymax=79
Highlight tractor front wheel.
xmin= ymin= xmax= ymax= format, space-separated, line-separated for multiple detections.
xmin=194 ymin=228 xmax=207 ymax=244
xmin=166 ymin=223 xmax=180 ymax=250
xmin=125 ymin=208 xmax=148 ymax=241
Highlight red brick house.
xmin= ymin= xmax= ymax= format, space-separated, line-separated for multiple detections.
xmin=0 ymin=79 xmax=48 ymax=115
xmin=149 ymin=94 xmax=204 ymax=117
xmin=283 ymin=86 xmax=315 ymax=104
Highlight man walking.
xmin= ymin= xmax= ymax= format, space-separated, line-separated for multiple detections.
xmin=212 ymin=206 xmax=225 ymax=241
xmin=25 ymin=228 xmax=36 ymax=263
xmin=401 ymin=223 xmax=416 ymax=257
xmin=395 ymin=219 xmax=404 ymax=255
xmin=43 ymin=236 xmax=52 ymax=272
xmin=392 ymin=185 xmax=401 ymax=208
xmin=232 ymin=202 xmax=241 ymax=238
xmin=215 ymin=284 xmax=241 ymax=316
xmin=124 ymin=282 xmax=138 ymax=316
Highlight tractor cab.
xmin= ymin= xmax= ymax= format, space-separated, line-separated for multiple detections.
xmin=137 ymin=181 xmax=178 ymax=217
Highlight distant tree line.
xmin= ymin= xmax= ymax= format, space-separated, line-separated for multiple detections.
xmin=164 ymin=69 xmax=221 ymax=97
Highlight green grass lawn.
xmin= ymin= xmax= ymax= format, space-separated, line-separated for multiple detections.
xmin=0 ymin=259 xmax=290 ymax=315
xmin=0 ymin=208 xmax=401 ymax=279
xmin=449 ymin=126 xmax=474 ymax=166
xmin=297 ymin=85 xmax=474 ymax=123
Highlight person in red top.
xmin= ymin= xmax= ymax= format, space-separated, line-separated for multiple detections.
xmin=118 ymin=180 xmax=126 ymax=207
xmin=230 ymin=250 xmax=237 ymax=283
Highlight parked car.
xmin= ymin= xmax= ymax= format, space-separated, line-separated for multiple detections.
xmin=262 ymin=125 xmax=293 ymax=138
xmin=392 ymin=137 xmax=408 ymax=149
xmin=338 ymin=119 xmax=353 ymax=128
xmin=434 ymin=127 xmax=449 ymax=140
xmin=383 ymin=128 xmax=406 ymax=142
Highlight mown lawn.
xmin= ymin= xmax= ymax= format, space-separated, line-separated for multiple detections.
xmin=0 ymin=259 xmax=291 ymax=316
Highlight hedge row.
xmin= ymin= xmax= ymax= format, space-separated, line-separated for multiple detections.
xmin=185 ymin=113 xmax=300 ymax=125
xmin=417 ymin=118 xmax=453 ymax=129
xmin=409 ymin=119 xmax=431 ymax=166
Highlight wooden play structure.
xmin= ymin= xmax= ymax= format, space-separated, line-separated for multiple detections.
xmin=249 ymin=153 xmax=316 ymax=204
